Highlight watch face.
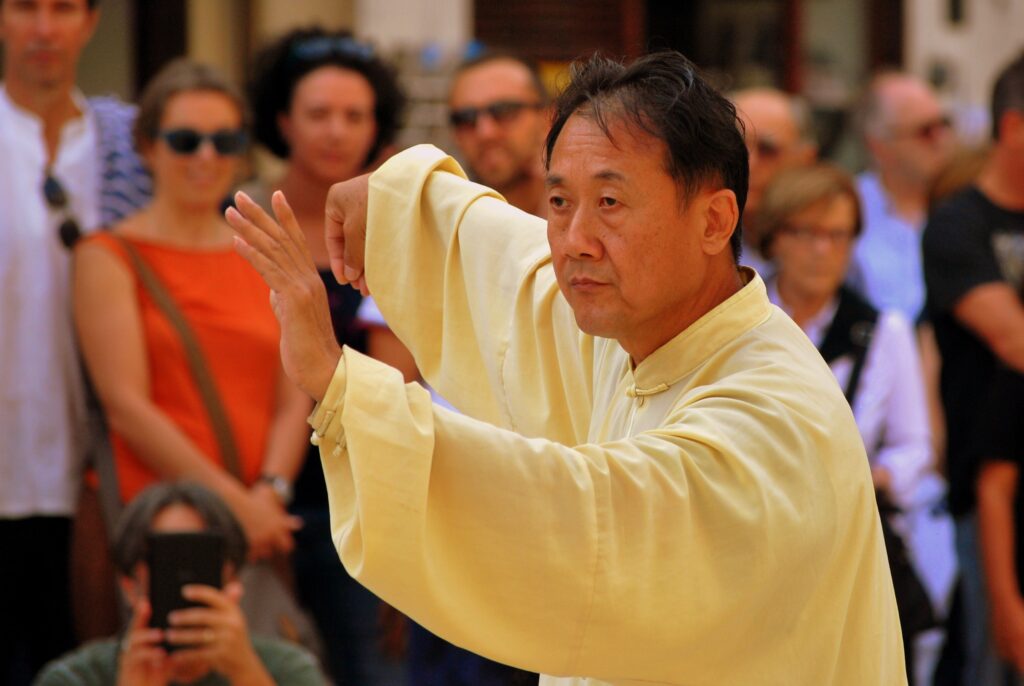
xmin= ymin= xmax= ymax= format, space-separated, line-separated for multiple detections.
xmin=260 ymin=475 xmax=293 ymax=504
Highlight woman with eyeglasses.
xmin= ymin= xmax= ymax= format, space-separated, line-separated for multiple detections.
xmin=246 ymin=28 xmax=408 ymax=685
xmin=72 ymin=61 xmax=309 ymax=564
xmin=759 ymin=163 xmax=954 ymax=681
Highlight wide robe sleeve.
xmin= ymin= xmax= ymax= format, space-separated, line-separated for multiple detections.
xmin=363 ymin=145 xmax=593 ymax=444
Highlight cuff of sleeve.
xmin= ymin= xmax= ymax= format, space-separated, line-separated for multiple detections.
xmin=308 ymin=352 xmax=348 ymax=451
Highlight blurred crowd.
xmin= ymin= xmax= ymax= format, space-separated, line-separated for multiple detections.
xmin=1 ymin=0 xmax=1024 ymax=685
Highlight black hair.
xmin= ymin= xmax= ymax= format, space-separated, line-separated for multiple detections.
xmin=991 ymin=51 xmax=1024 ymax=141
xmin=111 ymin=481 xmax=249 ymax=577
xmin=452 ymin=51 xmax=548 ymax=103
xmin=249 ymin=27 xmax=406 ymax=166
xmin=545 ymin=52 xmax=748 ymax=262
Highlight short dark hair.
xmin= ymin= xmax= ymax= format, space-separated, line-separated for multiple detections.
xmin=544 ymin=52 xmax=748 ymax=262
xmin=133 ymin=59 xmax=251 ymax=153
xmin=249 ymin=27 xmax=406 ymax=165
xmin=452 ymin=51 xmax=548 ymax=104
xmin=991 ymin=51 xmax=1024 ymax=141
xmin=111 ymin=481 xmax=248 ymax=577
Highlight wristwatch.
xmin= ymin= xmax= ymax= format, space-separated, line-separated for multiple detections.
xmin=257 ymin=473 xmax=294 ymax=506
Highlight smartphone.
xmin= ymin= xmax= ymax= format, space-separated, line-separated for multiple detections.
xmin=146 ymin=531 xmax=224 ymax=649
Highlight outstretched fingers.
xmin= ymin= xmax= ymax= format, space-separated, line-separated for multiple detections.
xmin=226 ymin=192 xmax=303 ymax=292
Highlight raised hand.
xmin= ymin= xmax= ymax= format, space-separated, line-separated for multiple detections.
xmin=228 ymin=191 xmax=341 ymax=401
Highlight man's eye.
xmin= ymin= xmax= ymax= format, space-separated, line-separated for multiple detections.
xmin=599 ymin=197 xmax=618 ymax=208
xmin=549 ymin=196 xmax=567 ymax=209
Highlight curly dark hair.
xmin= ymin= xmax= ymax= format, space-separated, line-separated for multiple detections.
xmin=545 ymin=52 xmax=749 ymax=263
xmin=249 ymin=27 xmax=406 ymax=166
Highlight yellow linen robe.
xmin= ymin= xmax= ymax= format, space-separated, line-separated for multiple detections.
xmin=311 ymin=145 xmax=906 ymax=685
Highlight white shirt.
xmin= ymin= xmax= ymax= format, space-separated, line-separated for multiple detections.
xmin=0 ymin=85 xmax=100 ymax=517
xmin=767 ymin=281 xmax=933 ymax=508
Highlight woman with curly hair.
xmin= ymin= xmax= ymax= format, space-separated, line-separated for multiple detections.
xmin=246 ymin=27 xmax=407 ymax=685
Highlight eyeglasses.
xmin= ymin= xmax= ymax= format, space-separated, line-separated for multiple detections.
xmin=43 ymin=174 xmax=82 ymax=249
xmin=290 ymin=36 xmax=375 ymax=63
xmin=780 ymin=225 xmax=855 ymax=247
xmin=890 ymin=115 xmax=952 ymax=142
xmin=449 ymin=100 xmax=544 ymax=130
xmin=157 ymin=128 xmax=249 ymax=156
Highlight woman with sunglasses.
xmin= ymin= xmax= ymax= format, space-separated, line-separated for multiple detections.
xmin=246 ymin=28 xmax=407 ymax=685
xmin=73 ymin=60 xmax=309 ymax=564
xmin=759 ymin=163 xmax=954 ymax=681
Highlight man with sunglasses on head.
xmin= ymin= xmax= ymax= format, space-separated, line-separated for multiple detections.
xmin=0 ymin=1 xmax=150 ymax=684
xmin=849 ymin=71 xmax=955 ymax=323
xmin=731 ymin=87 xmax=818 ymax=278
xmin=449 ymin=52 xmax=550 ymax=217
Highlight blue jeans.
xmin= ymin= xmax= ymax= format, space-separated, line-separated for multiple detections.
xmin=955 ymin=512 xmax=1015 ymax=686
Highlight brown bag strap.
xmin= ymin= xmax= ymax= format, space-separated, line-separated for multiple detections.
xmin=114 ymin=236 xmax=244 ymax=481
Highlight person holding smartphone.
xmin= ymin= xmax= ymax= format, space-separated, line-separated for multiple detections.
xmin=35 ymin=481 xmax=324 ymax=685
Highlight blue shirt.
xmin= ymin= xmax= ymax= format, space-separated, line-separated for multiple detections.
xmin=849 ymin=171 xmax=925 ymax=323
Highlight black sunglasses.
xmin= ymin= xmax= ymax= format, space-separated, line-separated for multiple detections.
xmin=43 ymin=174 xmax=82 ymax=249
xmin=449 ymin=100 xmax=543 ymax=130
xmin=157 ymin=128 xmax=249 ymax=156
xmin=892 ymin=115 xmax=953 ymax=142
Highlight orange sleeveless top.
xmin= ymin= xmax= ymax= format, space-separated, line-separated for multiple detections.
xmin=86 ymin=233 xmax=280 ymax=503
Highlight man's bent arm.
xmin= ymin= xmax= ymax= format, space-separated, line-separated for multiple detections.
xmin=365 ymin=145 xmax=592 ymax=442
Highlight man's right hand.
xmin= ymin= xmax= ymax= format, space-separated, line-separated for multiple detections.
xmin=228 ymin=191 xmax=342 ymax=401
xmin=117 ymin=598 xmax=171 ymax=686
xmin=325 ymin=173 xmax=371 ymax=295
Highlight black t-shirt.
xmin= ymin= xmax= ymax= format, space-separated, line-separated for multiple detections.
xmin=975 ymin=367 xmax=1024 ymax=592
xmin=923 ymin=186 xmax=1024 ymax=516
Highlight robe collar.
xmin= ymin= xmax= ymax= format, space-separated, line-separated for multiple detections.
xmin=626 ymin=267 xmax=772 ymax=398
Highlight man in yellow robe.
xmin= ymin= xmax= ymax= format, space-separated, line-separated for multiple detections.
xmin=228 ymin=52 xmax=906 ymax=685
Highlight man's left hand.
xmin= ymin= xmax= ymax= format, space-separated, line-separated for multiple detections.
xmin=227 ymin=191 xmax=341 ymax=401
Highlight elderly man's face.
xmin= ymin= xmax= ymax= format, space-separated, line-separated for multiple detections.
xmin=546 ymin=114 xmax=726 ymax=361
xmin=870 ymin=76 xmax=955 ymax=186
xmin=449 ymin=59 xmax=548 ymax=190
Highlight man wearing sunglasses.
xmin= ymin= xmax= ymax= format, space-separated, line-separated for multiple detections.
xmin=0 ymin=1 xmax=150 ymax=684
xmin=731 ymin=87 xmax=818 ymax=278
xmin=850 ymin=71 xmax=955 ymax=323
xmin=449 ymin=53 xmax=550 ymax=217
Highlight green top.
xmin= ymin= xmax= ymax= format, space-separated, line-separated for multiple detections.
xmin=34 ymin=635 xmax=325 ymax=686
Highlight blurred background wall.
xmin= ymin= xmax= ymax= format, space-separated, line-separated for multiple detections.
xmin=61 ymin=0 xmax=1024 ymax=171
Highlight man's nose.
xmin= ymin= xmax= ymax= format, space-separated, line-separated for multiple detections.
xmin=474 ymin=113 xmax=502 ymax=140
xmin=561 ymin=208 xmax=604 ymax=260
xmin=33 ymin=7 xmax=59 ymax=39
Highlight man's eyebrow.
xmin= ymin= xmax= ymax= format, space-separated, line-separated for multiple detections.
xmin=545 ymin=170 xmax=626 ymax=187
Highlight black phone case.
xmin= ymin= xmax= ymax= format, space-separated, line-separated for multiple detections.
xmin=146 ymin=531 xmax=224 ymax=648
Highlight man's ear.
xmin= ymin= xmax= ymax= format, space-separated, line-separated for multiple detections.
xmin=81 ymin=6 xmax=101 ymax=45
xmin=702 ymin=188 xmax=739 ymax=256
